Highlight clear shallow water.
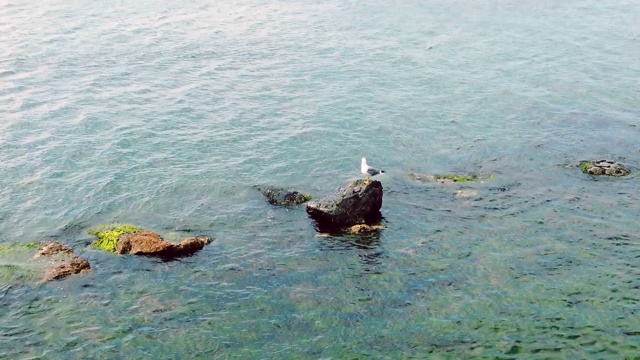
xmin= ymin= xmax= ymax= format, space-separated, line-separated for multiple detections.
xmin=1 ymin=0 xmax=639 ymax=358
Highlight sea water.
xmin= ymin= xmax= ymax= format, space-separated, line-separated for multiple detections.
xmin=1 ymin=0 xmax=639 ymax=358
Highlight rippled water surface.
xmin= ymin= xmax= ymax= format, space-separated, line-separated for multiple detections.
xmin=1 ymin=0 xmax=640 ymax=358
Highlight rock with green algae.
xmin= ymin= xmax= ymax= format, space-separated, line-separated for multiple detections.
xmin=89 ymin=224 xmax=212 ymax=258
xmin=409 ymin=172 xmax=494 ymax=184
xmin=580 ymin=160 xmax=630 ymax=177
xmin=89 ymin=224 xmax=143 ymax=253
xmin=260 ymin=186 xmax=313 ymax=206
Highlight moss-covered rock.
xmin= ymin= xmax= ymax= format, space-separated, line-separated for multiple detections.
xmin=89 ymin=224 xmax=213 ymax=258
xmin=410 ymin=172 xmax=494 ymax=184
xmin=89 ymin=224 xmax=142 ymax=253
xmin=260 ymin=186 xmax=313 ymax=206
xmin=580 ymin=160 xmax=630 ymax=177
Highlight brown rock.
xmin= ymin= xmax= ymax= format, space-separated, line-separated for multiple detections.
xmin=32 ymin=241 xmax=92 ymax=282
xmin=43 ymin=257 xmax=91 ymax=282
xmin=116 ymin=231 xmax=213 ymax=258
xmin=117 ymin=231 xmax=173 ymax=255
xmin=582 ymin=160 xmax=630 ymax=177
xmin=173 ymin=236 xmax=213 ymax=256
xmin=32 ymin=241 xmax=74 ymax=259
xmin=349 ymin=224 xmax=384 ymax=234
xmin=587 ymin=166 xmax=604 ymax=175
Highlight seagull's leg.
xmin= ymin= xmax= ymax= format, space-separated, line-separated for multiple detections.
xmin=365 ymin=175 xmax=370 ymax=184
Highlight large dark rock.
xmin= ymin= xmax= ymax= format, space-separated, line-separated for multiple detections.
xmin=306 ymin=179 xmax=383 ymax=228
xmin=32 ymin=241 xmax=92 ymax=282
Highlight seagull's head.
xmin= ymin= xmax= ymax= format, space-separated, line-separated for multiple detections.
xmin=361 ymin=158 xmax=367 ymax=165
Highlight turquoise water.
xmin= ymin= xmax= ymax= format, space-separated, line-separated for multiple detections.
xmin=1 ymin=0 xmax=640 ymax=358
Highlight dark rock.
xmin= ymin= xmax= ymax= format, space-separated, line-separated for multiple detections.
xmin=32 ymin=241 xmax=92 ymax=282
xmin=580 ymin=160 xmax=630 ymax=177
xmin=116 ymin=231 xmax=212 ymax=258
xmin=306 ymin=179 xmax=383 ymax=228
xmin=260 ymin=186 xmax=312 ymax=206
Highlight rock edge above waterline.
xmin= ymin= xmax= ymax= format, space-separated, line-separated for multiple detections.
xmin=90 ymin=224 xmax=212 ymax=258
xmin=32 ymin=241 xmax=92 ymax=282
xmin=580 ymin=160 xmax=630 ymax=176
xmin=306 ymin=179 xmax=383 ymax=228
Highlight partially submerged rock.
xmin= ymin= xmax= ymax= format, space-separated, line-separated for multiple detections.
xmin=89 ymin=224 xmax=142 ymax=253
xmin=90 ymin=224 xmax=212 ymax=258
xmin=455 ymin=189 xmax=480 ymax=199
xmin=410 ymin=172 xmax=493 ymax=185
xmin=42 ymin=257 xmax=91 ymax=282
xmin=349 ymin=224 xmax=384 ymax=234
xmin=32 ymin=242 xmax=91 ymax=282
xmin=260 ymin=186 xmax=312 ymax=206
xmin=117 ymin=231 xmax=212 ymax=257
xmin=580 ymin=160 xmax=630 ymax=177
xmin=306 ymin=179 xmax=383 ymax=228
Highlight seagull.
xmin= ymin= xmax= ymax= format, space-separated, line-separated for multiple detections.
xmin=361 ymin=158 xmax=385 ymax=184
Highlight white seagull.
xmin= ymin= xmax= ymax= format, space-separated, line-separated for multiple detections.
xmin=361 ymin=158 xmax=385 ymax=183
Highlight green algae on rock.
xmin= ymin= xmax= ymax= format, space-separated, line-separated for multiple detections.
xmin=410 ymin=172 xmax=494 ymax=184
xmin=580 ymin=160 xmax=630 ymax=177
xmin=89 ymin=224 xmax=213 ymax=258
xmin=89 ymin=224 xmax=143 ymax=253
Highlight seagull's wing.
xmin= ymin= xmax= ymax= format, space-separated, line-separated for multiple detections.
xmin=367 ymin=167 xmax=382 ymax=176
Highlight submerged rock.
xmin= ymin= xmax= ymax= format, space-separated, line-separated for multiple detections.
xmin=410 ymin=172 xmax=493 ymax=184
xmin=455 ymin=189 xmax=480 ymax=199
xmin=89 ymin=224 xmax=212 ymax=258
xmin=42 ymin=257 xmax=91 ymax=282
xmin=260 ymin=186 xmax=312 ymax=206
xmin=580 ymin=160 xmax=630 ymax=177
xmin=306 ymin=179 xmax=383 ymax=228
xmin=349 ymin=224 xmax=384 ymax=234
xmin=32 ymin=242 xmax=91 ymax=282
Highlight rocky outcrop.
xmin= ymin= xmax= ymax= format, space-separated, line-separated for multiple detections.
xmin=32 ymin=242 xmax=91 ymax=282
xmin=306 ymin=179 xmax=383 ymax=228
xmin=580 ymin=160 xmax=630 ymax=176
xmin=409 ymin=173 xmax=493 ymax=184
xmin=90 ymin=224 xmax=213 ymax=258
xmin=115 ymin=231 xmax=212 ymax=258
xmin=260 ymin=186 xmax=312 ymax=206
